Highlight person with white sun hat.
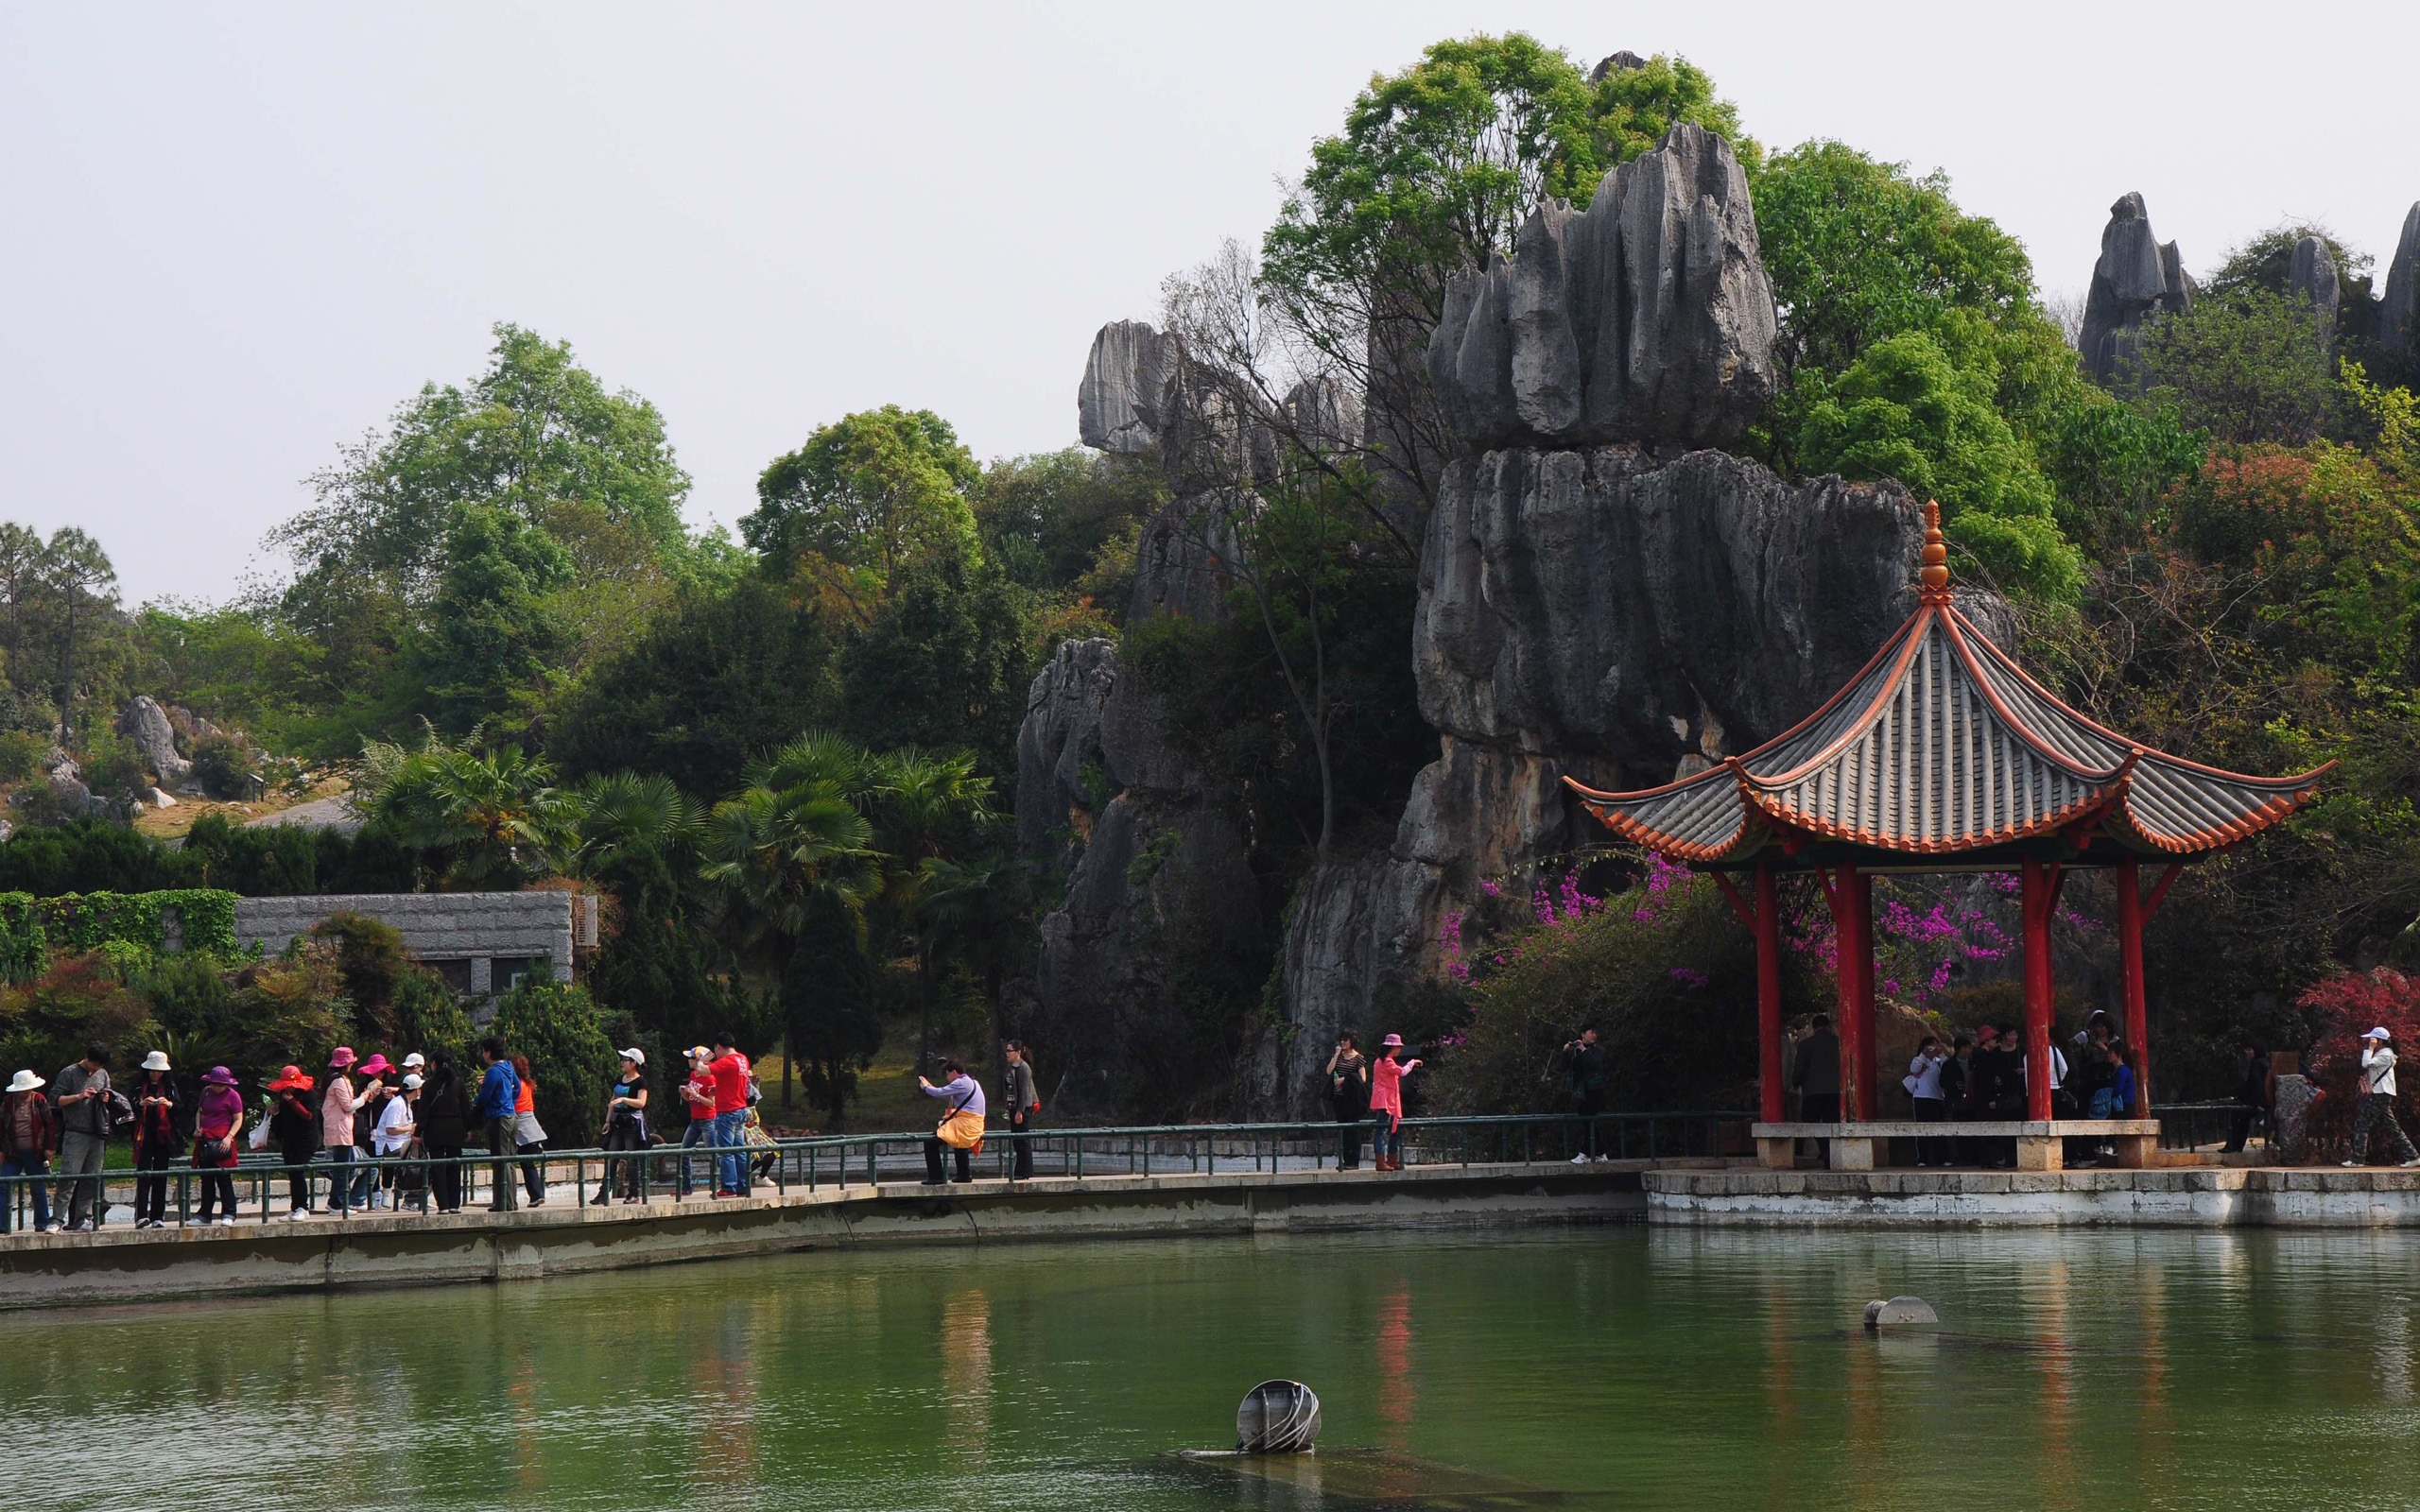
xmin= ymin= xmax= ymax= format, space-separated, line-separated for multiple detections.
xmin=2344 ymin=1027 xmax=2420 ymax=1168
xmin=1 ymin=1069 xmax=58 ymax=1232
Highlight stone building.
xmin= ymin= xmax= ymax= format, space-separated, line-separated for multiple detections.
xmin=233 ymin=891 xmax=600 ymax=1001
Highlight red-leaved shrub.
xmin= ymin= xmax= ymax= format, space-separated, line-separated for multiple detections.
xmin=2298 ymin=969 xmax=2420 ymax=1151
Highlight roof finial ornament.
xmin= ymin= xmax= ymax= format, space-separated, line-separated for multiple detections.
xmin=1918 ymin=500 xmax=1951 ymax=599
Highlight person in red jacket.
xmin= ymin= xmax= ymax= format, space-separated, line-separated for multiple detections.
xmin=1368 ymin=1034 xmax=1424 ymax=1173
xmin=708 ymin=1033 xmax=752 ymax=1197
xmin=2 ymin=1069 xmax=59 ymax=1232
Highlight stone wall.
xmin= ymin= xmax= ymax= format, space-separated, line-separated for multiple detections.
xmin=234 ymin=892 xmax=583 ymax=999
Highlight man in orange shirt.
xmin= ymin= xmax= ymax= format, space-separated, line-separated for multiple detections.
xmin=708 ymin=1032 xmax=752 ymax=1197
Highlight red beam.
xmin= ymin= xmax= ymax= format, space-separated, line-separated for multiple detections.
xmin=1709 ymin=871 xmax=1758 ymax=932
xmin=2143 ymin=863 xmax=2183 ymax=921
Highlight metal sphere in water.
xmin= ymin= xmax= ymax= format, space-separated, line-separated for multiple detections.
xmin=1236 ymin=1379 xmax=1321 ymax=1453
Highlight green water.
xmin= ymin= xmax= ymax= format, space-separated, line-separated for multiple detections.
xmin=7 ymin=1228 xmax=2420 ymax=1510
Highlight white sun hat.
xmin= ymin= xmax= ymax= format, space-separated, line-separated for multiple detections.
xmin=2362 ymin=1026 xmax=2394 ymax=1041
xmin=141 ymin=1050 xmax=171 ymax=1073
xmin=7 ymin=1070 xmax=43 ymax=1093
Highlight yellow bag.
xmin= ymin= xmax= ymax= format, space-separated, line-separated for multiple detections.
xmin=937 ymin=1108 xmax=986 ymax=1153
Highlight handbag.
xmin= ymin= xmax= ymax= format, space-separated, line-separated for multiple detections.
xmin=248 ymin=1117 xmax=272 ymax=1152
xmin=1902 ymin=1073 xmax=1922 ymax=1096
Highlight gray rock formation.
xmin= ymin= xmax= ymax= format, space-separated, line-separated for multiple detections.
xmin=116 ymin=695 xmax=192 ymax=785
xmin=2289 ymin=235 xmax=2341 ymax=332
xmin=2080 ymin=193 xmax=2192 ymax=386
xmin=1426 ymin=123 xmax=1776 ymax=453
xmin=2383 ymin=203 xmax=2420 ymax=361
xmin=1253 ymin=452 xmax=1935 ymax=1115
xmin=1015 ymin=636 xmax=1263 ymax=1114
xmin=1078 ymin=319 xmax=1179 ymax=455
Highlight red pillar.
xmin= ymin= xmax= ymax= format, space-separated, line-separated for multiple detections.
xmin=2118 ymin=857 xmax=2151 ymax=1108
xmin=2021 ymin=859 xmax=2056 ymax=1121
xmin=1824 ymin=864 xmax=1877 ymax=1121
xmin=1755 ymin=861 xmax=1783 ymax=1124
xmin=1845 ymin=868 xmax=1877 ymax=1120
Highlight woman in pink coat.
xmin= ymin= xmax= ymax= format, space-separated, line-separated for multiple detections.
xmin=1367 ymin=1034 xmax=1422 ymax=1173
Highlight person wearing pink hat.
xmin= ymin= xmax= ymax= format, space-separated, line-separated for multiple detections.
xmin=190 ymin=1067 xmax=245 ymax=1226
xmin=321 ymin=1047 xmax=372 ymax=1214
xmin=2345 ymin=1027 xmax=2420 ymax=1168
xmin=354 ymin=1056 xmax=397 ymax=1211
xmin=1367 ymin=1034 xmax=1424 ymax=1173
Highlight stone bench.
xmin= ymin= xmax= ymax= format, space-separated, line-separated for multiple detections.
xmin=1751 ymin=1120 xmax=2161 ymax=1173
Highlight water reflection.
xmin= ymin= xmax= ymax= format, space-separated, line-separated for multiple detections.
xmin=9 ymin=1228 xmax=2420 ymax=1510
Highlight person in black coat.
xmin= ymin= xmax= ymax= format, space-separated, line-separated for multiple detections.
xmin=2223 ymin=1040 xmax=2271 ymax=1153
xmin=416 ymin=1053 xmax=472 ymax=1213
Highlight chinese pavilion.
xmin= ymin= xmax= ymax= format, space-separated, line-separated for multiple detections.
xmin=1565 ymin=504 xmax=2329 ymax=1126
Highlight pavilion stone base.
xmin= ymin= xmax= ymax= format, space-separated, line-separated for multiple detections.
xmin=1753 ymin=1121 xmax=2160 ymax=1174
xmin=1648 ymin=1165 xmax=2420 ymax=1228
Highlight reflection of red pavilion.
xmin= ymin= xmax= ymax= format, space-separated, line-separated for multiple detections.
xmin=1568 ymin=504 xmax=2327 ymax=1130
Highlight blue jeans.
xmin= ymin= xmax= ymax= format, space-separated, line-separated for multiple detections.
xmin=677 ymin=1119 xmax=711 ymax=1194
xmin=1371 ymin=1114 xmax=1400 ymax=1164
xmin=714 ymin=1110 xmax=747 ymax=1194
xmin=326 ymin=1146 xmax=361 ymax=1211
xmin=2 ymin=1151 xmax=50 ymax=1230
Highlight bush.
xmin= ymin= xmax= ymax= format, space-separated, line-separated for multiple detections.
xmin=190 ymin=738 xmax=260 ymax=800
xmin=0 ymin=730 xmax=47 ymax=785
xmin=78 ymin=729 xmax=150 ymax=802
xmin=489 ymin=977 xmax=615 ymax=1147
xmin=2297 ymin=969 xmax=2420 ymax=1155
xmin=1427 ymin=860 xmax=1824 ymax=1116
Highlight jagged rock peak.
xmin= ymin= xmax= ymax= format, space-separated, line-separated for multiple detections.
xmin=2081 ymin=192 xmax=2192 ymax=386
xmin=1078 ymin=320 xmax=1179 ymax=455
xmin=2383 ymin=202 xmax=2420 ymax=360
xmin=2289 ymin=235 xmax=2341 ymax=332
xmin=1425 ymin=121 xmax=1777 ymax=454
xmin=1590 ymin=50 xmax=1648 ymax=81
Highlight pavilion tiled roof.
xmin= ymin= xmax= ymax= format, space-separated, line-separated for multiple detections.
xmin=1565 ymin=507 xmax=2330 ymax=864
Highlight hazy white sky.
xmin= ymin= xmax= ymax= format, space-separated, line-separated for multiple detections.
xmin=5 ymin=2 xmax=2415 ymax=603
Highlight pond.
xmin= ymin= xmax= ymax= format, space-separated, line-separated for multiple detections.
xmin=6 ymin=1226 xmax=2419 ymax=1510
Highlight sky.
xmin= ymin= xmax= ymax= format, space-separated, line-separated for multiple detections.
xmin=4 ymin=2 xmax=2416 ymax=605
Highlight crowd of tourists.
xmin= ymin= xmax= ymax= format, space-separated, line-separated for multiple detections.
xmin=0 ymin=1032 xmax=771 ymax=1233
xmin=1782 ymin=1009 xmax=2150 ymax=1167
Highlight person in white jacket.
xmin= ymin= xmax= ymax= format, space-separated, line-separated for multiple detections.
xmin=2344 ymin=1027 xmax=2420 ymax=1168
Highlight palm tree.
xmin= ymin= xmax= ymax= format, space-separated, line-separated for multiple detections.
xmin=913 ymin=850 xmax=1032 ymax=1057
xmin=356 ymin=729 xmax=576 ymax=888
xmin=867 ymin=747 xmax=997 ymax=1071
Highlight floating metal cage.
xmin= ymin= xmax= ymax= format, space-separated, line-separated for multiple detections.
xmin=1236 ymin=1379 xmax=1321 ymax=1453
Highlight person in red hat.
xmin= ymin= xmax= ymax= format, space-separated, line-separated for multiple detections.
xmin=266 ymin=1065 xmax=319 ymax=1218
xmin=1367 ymin=1034 xmax=1424 ymax=1173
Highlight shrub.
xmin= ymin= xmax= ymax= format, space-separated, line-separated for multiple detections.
xmin=2297 ymin=969 xmax=2420 ymax=1154
xmin=0 ymin=730 xmax=47 ymax=785
xmin=190 ymin=738 xmax=260 ymax=800
xmin=489 ymin=977 xmax=614 ymax=1146
xmin=78 ymin=729 xmax=150 ymax=802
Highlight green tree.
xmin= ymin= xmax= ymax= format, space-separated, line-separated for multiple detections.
xmin=782 ymin=886 xmax=882 ymax=1125
xmin=41 ymin=527 xmax=118 ymax=747
xmin=1794 ymin=330 xmax=2082 ymax=597
xmin=266 ymin=323 xmax=697 ymax=755
xmin=411 ymin=502 xmax=575 ymax=735
xmin=2138 ymin=289 xmax=2338 ymax=446
xmin=747 ymin=406 xmax=980 ymax=592
xmin=1261 ymin=40 xmax=1751 ymax=517
xmin=354 ymin=732 xmax=576 ymax=889
xmin=544 ymin=575 xmax=841 ymax=798
xmin=835 ymin=541 xmax=1035 ymax=779
xmin=864 ymin=746 xmax=997 ymax=1070
xmin=1752 ymin=143 xmax=2038 ymax=388
xmin=971 ymin=448 xmax=1165 ymax=604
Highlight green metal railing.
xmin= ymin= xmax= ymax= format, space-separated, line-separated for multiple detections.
xmin=2153 ymin=1100 xmax=2267 ymax=1152
xmin=0 ymin=1109 xmax=1750 ymax=1233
